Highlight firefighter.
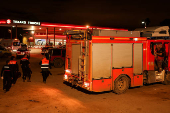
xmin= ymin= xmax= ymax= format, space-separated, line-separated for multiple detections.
xmin=39 ymin=53 xmax=52 ymax=83
xmin=9 ymin=56 xmax=19 ymax=84
xmin=20 ymin=54 xmax=31 ymax=82
xmin=155 ymin=43 xmax=165 ymax=72
xmin=1 ymin=60 xmax=12 ymax=92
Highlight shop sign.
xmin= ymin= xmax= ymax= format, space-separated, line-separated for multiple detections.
xmin=13 ymin=20 xmax=26 ymax=24
xmin=28 ymin=21 xmax=41 ymax=25
xmin=7 ymin=19 xmax=11 ymax=24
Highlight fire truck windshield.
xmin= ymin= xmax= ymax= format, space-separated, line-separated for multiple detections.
xmin=13 ymin=42 xmax=20 ymax=46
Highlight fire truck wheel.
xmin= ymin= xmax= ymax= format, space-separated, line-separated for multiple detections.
xmin=163 ymin=72 xmax=170 ymax=85
xmin=53 ymin=58 xmax=64 ymax=68
xmin=114 ymin=75 xmax=130 ymax=94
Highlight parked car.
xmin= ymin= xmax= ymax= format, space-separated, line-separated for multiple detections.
xmin=0 ymin=45 xmax=12 ymax=57
xmin=16 ymin=48 xmax=30 ymax=59
xmin=21 ymin=43 xmax=27 ymax=49
xmin=41 ymin=46 xmax=53 ymax=55
xmin=48 ymin=48 xmax=66 ymax=68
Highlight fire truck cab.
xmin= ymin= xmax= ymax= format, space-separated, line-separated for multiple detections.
xmin=63 ymin=30 xmax=170 ymax=94
xmin=144 ymin=37 xmax=170 ymax=85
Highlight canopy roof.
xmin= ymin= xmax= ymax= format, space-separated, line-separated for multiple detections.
xmin=134 ymin=26 xmax=169 ymax=32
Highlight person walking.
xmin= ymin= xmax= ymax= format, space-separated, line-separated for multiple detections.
xmin=9 ymin=56 xmax=19 ymax=84
xmin=1 ymin=60 xmax=12 ymax=92
xmin=20 ymin=54 xmax=31 ymax=82
xmin=39 ymin=53 xmax=52 ymax=83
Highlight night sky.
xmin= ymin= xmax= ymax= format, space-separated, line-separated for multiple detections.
xmin=0 ymin=0 xmax=170 ymax=29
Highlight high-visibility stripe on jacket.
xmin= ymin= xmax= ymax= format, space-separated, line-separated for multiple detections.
xmin=3 ymin=65 xmax=10 ymax=71
xmin=41 ymin=58 xmax=49 ymax=69
xmin=21 ymin=57 xmax=28 ymax=61
xmin=9 ymin=60 xmax=17 ymax=64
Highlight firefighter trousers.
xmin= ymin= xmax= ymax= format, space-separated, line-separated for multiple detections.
xmin=22 ymin=69 xmax=27 ymax=80
xmin=22 ymin=68 xmax=31 ymax=81
xmin=3 ymin=75 xmax=11 ymax=91
xmin=12 ymin=71 xmax=17 ymax=84
xmin=42 ymin=71 xmax=50 ymax=83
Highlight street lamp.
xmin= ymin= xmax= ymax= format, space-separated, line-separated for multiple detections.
xmin=142 ymin=21 xmax=146 ymax=28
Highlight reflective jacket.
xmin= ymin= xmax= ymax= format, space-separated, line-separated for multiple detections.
xmin=9 ymin=60 xmax=19 ymax=71
xmin=1 ymin=65 xmax=12 ymax=77
xmin=41 ymin=58 xmax=49 ymax=69
xmin=9 ymin=60 xmax=17 ymax=64
xmin=20 ymin=57 xmax=30 ymax=69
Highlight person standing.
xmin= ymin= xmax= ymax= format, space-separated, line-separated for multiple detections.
xmin=39 ymin=53 xmax=52 ymax=83
xmin=20 ymin=55 xmax=31 ymax=82
xmin=9 ymin=56 xmax=19 ymax=84
xmin=1 ymin=60 xmax=12 ymax=92
xmin=155 ymin=43 xmax=165 ymax=72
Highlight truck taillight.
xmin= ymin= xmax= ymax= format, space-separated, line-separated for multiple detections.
xmin=64 ymin=74 xmax=68 ymax=79
xmin=84 ymin=82 xmax=90 ymax=87
xmin=17 ymin=51 xmax=21 ymax=54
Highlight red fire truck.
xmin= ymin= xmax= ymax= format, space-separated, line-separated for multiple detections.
xmin=63 ymin=30 xmax=170 ymax=94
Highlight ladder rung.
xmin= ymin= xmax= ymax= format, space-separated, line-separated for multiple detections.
xmin=79 ymin=70 xmax=85 ymax=72
xmin=82 ymin=46 xmax=88 ymax=48
xmin=143 ymin=76 xmax=147 ymax=79
xmin=79 ymin=58 xmax=84 ymax=60
xmin=82 ymin=52 xmax=86 ymax=54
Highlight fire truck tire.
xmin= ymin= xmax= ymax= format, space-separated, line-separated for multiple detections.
xmin=114 ymin=75 xmax=130 ymax=94
xmin=163 ymin=72 xmax=170 ymax=85
xmin=53 ymin=58 xmax=64 ymax=68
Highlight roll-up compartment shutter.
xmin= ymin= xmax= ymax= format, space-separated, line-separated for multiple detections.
xmin=134 ymin=43 xmax=143 ymax=75
xmin=113 ymin=43 xmax=133 ymax=68
xmin=71 ymin=44 xmax=80 ymax=74
xmin=92 ymin=43 xmax=111 ymax=79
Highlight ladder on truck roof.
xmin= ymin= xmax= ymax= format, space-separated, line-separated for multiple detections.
xmin=78 ymin=31 xmax=89 ymax=83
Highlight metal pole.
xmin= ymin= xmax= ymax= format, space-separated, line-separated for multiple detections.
xmin=46 ymin=28 xmax=48 ymax=45
xmin=54 ymin=27 xmax=55 ymax=46
xmin=11 ymin=26 xmax=12 ymax=39
xmin=62 ymin=39 xmax=64 ymax=45
xmin=16 ymin=25 xmax=17 ymax=39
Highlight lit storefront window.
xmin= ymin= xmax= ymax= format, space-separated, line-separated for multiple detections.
xmin=35 ymin=39 xmax=46 ymax=45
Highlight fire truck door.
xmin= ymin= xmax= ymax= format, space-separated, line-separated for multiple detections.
xmin=133 ymin=43 xmax=143 ymax=86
